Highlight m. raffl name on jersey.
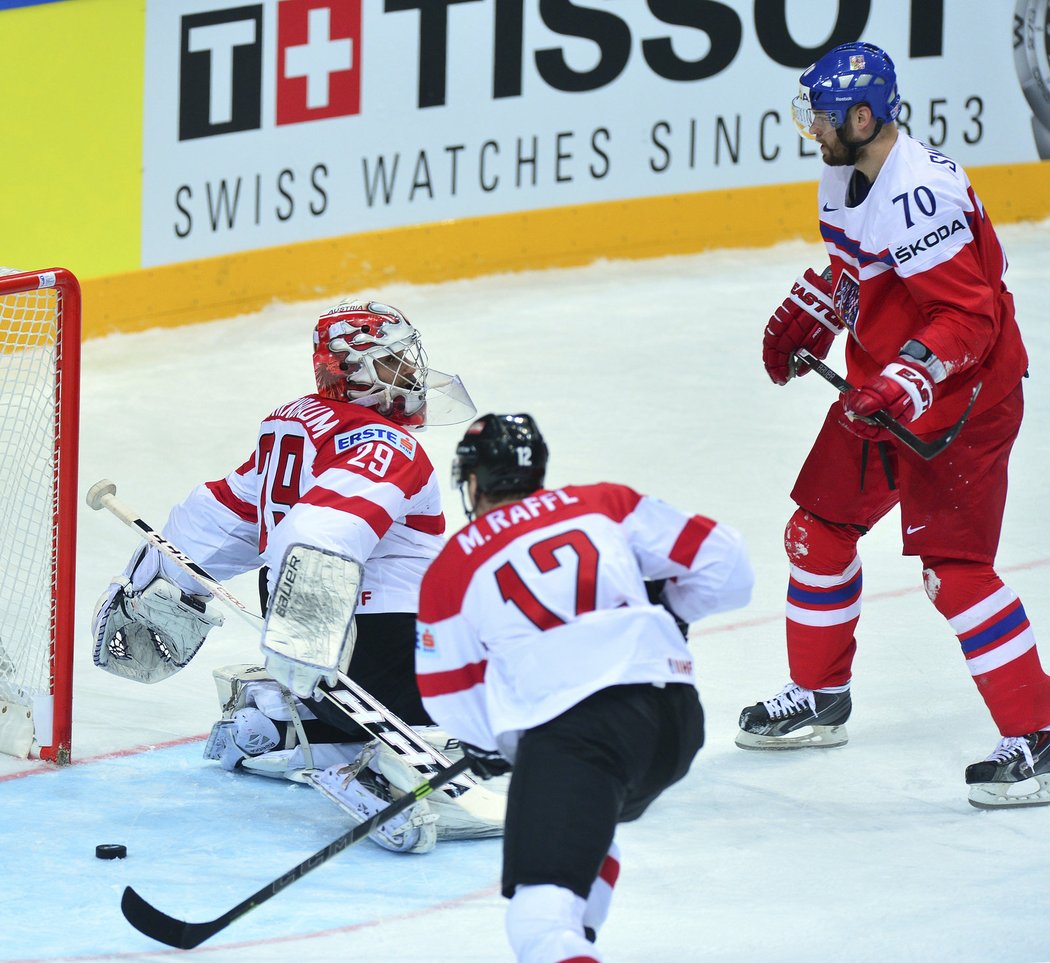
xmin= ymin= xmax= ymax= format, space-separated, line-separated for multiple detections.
xmin=456 ymin=489 xmax=580 ymax=555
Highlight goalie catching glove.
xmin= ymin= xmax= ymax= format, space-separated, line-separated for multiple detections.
xmin=763 ymin=268 xmax=845 ymax=385
xmin=261 ymin=543 xmax=362 ymax=699
xmin=93 ymin=546 xmax=224 ymax=684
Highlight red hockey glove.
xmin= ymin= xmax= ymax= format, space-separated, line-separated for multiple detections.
xmin=763 ymin=268 xmax=845 ymax=385
xmin=841 ymin=343 xmax=944 ymax=441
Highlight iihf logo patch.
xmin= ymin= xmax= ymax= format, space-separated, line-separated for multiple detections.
xmin=833 ymin=270 xmax=861 ymax=336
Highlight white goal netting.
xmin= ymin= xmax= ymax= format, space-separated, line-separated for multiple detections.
xmin=0 ymin=269 xmax=78 ymax=761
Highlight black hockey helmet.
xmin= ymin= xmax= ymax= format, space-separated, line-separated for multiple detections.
xmin=452 ymin=413 xmax=548 ymax=502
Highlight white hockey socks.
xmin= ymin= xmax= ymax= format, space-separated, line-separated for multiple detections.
xmin=506 ymin=884 xmax=601 ymax=963
xmin=582 ymin=841 xmax=621 ymax=939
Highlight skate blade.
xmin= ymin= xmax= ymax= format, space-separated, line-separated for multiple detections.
xmin=967 ymin=774 xmax=1050 ymax=809
xmin=734 ymin=724 xmax=848 ymax=750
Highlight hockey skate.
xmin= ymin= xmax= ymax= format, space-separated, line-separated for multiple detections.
xmin=965 ymin=732 xmax=1050 ymax=809
xmin=735 ymin=682 xmax=851 ymax=749
xmin=310 ymin=758 xmax=438 ymax=854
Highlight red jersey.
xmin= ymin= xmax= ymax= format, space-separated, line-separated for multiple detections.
xmin=817 ymin=131 xmax=1027 ymax=432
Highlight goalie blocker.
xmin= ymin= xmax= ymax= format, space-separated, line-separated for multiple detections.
xmin=261 ymin=544 xmax=361 ymax=700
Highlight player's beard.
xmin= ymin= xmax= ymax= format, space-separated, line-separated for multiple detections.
xmin=819 ymin=135 xmax=852 ymax=166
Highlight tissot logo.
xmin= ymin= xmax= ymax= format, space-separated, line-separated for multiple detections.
xmin=179 ymin=6 xmax=263 ymax=140
xmin=277 ymin=0 xmax=359 ymax=124
xmin=178 ymin=0 xmax=360 ymax=142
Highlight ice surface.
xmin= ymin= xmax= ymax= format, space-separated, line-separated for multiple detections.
xmin=3 ymin=219 xmax=1050 ymax=962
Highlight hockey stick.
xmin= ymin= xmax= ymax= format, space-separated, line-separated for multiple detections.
xmin=120 ymin=755 xmax=472 ymax=949
xmin=795 ymin=348 xmax=981 ymax=461
xmin=85 ymin=479 xmax=477 ymax=792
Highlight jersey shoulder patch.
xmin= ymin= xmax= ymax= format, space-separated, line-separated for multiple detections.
xmin=333 ymin=423 xmax=418 ymax=460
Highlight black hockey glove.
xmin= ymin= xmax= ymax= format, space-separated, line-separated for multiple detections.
xmin=645 ymin=579 xmax=689 ymax=639
xmin=460 ymin=742 xmax=512 ymax=779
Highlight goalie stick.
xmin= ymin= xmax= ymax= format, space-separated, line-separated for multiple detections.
xmin=121 ymin=755 xmax=472 ymax=949
xmin=795 ymin=348 xmax=982 ymax=461
xmin=85 ymin=479 xmax=479 ymax=795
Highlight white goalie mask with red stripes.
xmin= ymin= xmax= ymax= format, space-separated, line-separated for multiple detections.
xmin=312 ymin=299 xmax=476 ymax=429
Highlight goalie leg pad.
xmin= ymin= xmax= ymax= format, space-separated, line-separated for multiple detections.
xmin=371 ymin=737 xmax=507 ymax=840
xmin=203 ymin=708 xmax=281 ymax=771
xmin=310 ymin=759 xmax=438 ymax=854
xmin=239 ymin=742 xmax=365 ymax=782
xmin=0 ymin=698 xmax=34 ymax=759
xmin=207 ymin=665 xmax=366 ymax=781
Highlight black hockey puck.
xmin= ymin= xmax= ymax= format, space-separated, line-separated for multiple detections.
xmin=95 ymin=843 xmax=127 ymax=860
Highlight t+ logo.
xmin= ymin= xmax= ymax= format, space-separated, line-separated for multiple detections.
xmin=179 ymin=0 xmax=361 ymax=142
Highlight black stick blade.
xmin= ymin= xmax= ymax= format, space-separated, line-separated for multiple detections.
xmin=119 ymin=757 xmax=473 ymax=949
xmin=121 ymin=886 xmax=224 ymax=950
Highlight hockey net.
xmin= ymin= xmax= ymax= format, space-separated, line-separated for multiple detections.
xmin=0 ymin=268 xmax=80 ymax=763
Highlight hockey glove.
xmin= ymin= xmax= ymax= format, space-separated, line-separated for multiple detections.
xmin=461 ymin=742 xmax=513 ymax=779
xmin=763 ymin=268 xmax=845 ymax=385
xmin=841 ymin=341 xmax=945 ymax=441
xmin=645 ymin=579 xmax=689 ymax=638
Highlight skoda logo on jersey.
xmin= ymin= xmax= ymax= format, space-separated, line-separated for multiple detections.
xmin=335 ymin=424 xmax=416 ymax=458
xmin=893 ymin=218 xmax=968 ymax=265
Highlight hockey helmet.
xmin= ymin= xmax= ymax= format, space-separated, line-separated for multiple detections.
xmin=793 ymin=41 xmax=901 ymax=138
xmin=452 ymin=413 xmax=548 ymax=510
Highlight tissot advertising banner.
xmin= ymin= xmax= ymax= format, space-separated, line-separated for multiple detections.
xmin=141 ymin=1 xmax=1046 ymax=268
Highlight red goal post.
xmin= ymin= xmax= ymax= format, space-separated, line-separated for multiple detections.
xmin=0 ymin=268 xmax=80 ymax=763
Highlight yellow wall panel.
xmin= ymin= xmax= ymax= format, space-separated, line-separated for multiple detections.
xmin=1 ymin=1 xmax=143 ymax=278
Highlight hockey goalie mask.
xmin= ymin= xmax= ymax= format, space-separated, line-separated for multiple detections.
xmin=313 ymin=300 xmax=475 ymax=428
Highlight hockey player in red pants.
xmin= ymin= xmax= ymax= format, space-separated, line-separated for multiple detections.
xmin=417 ymin=414 xmax=753 ymax=962
xmin=736 ymin=40 xmax=1050 ymax=808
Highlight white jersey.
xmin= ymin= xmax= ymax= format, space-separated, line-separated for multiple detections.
xmin=815 ymin=131 xmax=1026 ymax=431
xmin=415 ymin=483 xmax=753 ymax=759
xmin=160 ymin=395 xmax=444 ymax=613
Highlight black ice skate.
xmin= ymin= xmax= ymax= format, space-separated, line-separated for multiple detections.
xmin=965 ymin=732 xmax=1050 ymax=809
xmin=735 ymin=682 xmax=851 ymax=750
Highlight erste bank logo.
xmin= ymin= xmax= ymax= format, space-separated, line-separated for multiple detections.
xmin=179 ymin=0 xmax=360 ymax=141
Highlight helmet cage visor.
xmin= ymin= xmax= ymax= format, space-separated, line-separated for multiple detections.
xmin=792 ymin=89 xmax=843 ymax=139
xmin=341 ymin=335 xmax=429 ymax=420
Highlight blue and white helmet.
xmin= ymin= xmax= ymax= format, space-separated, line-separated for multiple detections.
xmin=792 ymin=41 xmax=901 ymax=137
